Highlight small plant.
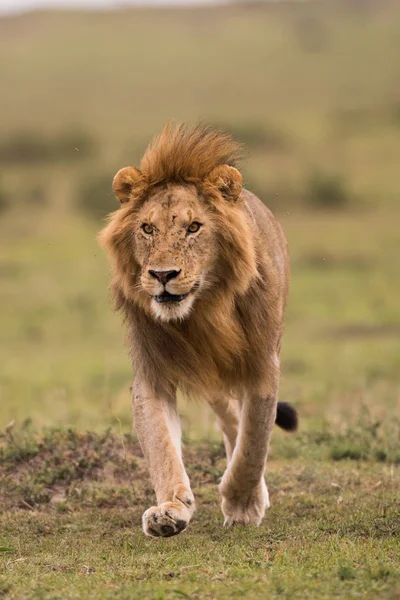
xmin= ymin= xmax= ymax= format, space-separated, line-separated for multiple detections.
xmin=25 ymin=186 xmax=47 ymax=206
xmin=329 ymin=407 xmax=400 ymax=464
xmin=0 ymin=581 xmax=12 ymax=598
xmin=338 ymin=563 xmax=356 ymax=581
xmin=305 ymin=169 xmax=351 ymax=209
xmin=0 ymin=182 xmax=9 ymax=213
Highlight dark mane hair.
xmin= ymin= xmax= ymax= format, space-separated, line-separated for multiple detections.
xmin=139 ymin=122 xmax=242 ymax=185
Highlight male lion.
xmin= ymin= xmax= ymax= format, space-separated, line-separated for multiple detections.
xmin=99 ymin=122 xmax=297 ymax=538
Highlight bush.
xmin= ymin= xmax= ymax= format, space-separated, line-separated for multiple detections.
xmin=53 ymin=130 xmax=95 ymax=160
xmin=25 ymin=186 xmax=48 ymax=207
xmin=305 ymin=169 xmax=351 ymax=209
xmin=0 ymin=133 xmax=51 ymax=163
xmin=0 ymin=130 xmax=95 ymax=165
xmin=76 ymin=173 xmax=116 ymax=221
xmin=0 ymin=182 xmax=10 ymax=213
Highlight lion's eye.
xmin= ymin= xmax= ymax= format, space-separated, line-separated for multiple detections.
xmin=187 ymin=222 xmax=201 ymax=234
xmin=142 ymin=224 xmax=154 ymax=235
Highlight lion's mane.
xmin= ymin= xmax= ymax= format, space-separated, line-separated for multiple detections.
xmin=99 ymin=123 xmax=284 ymax=399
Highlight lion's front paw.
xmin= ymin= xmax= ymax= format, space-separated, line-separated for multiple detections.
xmin=219 ymin=478 xmax=270 ymax=527
xmin=142 ymin=500 xmax=193 ymax=538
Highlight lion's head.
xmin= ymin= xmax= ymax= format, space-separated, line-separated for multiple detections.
xmin=99 ymin=123 xmax=258 ymax=323
xmin=117 ymin=182 xmax=218 ymax=321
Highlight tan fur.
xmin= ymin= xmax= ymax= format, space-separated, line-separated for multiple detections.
xmin=99 ymin=122 xmax=289 ymax=536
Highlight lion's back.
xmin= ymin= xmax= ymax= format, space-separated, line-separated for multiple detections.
xmin=243 ymin=189 xmax=289 ymax=304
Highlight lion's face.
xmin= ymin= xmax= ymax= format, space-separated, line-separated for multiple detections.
xmin=134 ymin=185 xmax=216 ymax=321
xmin=100 ymin=141 xmax=252 ymax=324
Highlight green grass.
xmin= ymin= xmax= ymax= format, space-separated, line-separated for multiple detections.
xmin=1 ymin=430 xmax=400 ymax=599
xmin=1 ymin=2 xmax=400 ymax=598
xmin=1 ymin=209 xmax=399 ymax=435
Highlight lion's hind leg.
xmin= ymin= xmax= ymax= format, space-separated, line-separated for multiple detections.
xmin=218 ymin=360 xmax=279 ymax=527
xmin=208 ymin=396 xmax=240 ymax=463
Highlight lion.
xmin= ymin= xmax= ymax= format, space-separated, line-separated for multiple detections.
xmin=99 ymin=122 xmax=298 ymax=537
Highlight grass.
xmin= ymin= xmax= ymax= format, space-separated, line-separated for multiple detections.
xmin=0 ymin=1 xmax=400 ymax=598
xmin=1 ymin=209 xmax=399 ymax=435
xmin=1 ymin=429 xmax=400 ymax=599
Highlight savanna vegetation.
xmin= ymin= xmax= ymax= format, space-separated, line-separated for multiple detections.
xmin=0 ymin=1 xmax=399 ymax=598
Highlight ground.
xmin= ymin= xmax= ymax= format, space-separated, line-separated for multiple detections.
xmin=0 ymin=2 xmax=400 ymax=598
xmin=1 ymin=429 xmax=399 ymax=599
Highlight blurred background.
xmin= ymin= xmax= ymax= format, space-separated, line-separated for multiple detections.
xmin=0 ymin=0 xmax=399 ymax=443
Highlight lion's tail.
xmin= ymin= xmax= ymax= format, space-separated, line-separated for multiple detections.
xmin=275 ymin=402 xmax=298 ymax=432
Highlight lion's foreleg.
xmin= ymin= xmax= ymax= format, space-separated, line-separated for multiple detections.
xmin=218 ymin=361 xmax=279 ymax=527
xmin=132 ymin=379 xmax=195 ymax=537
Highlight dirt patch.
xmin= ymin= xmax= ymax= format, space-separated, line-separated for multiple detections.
xmin=2 ymin=419 xmax=399 ymax=515
xmin=0 ymin=428 xmax=226 ymax=512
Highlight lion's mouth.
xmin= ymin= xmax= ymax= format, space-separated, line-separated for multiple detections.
xmin=153 ymin=291 xmax=191 ymax=304
xmin=153 ymin=282 xmax=199 ymax=304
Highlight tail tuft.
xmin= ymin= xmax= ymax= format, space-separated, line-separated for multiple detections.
xmin=275 ymin=402 xmax=298 ymax=432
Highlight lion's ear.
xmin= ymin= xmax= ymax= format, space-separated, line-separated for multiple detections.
xmin=113 ymin=166 xmax=144 ymax=203
xmin=206 ymin=165 xmax=242 ymax=202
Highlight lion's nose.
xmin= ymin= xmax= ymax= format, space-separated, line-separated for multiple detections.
xmin=148 ymin=269 xmax=181 ymax=285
